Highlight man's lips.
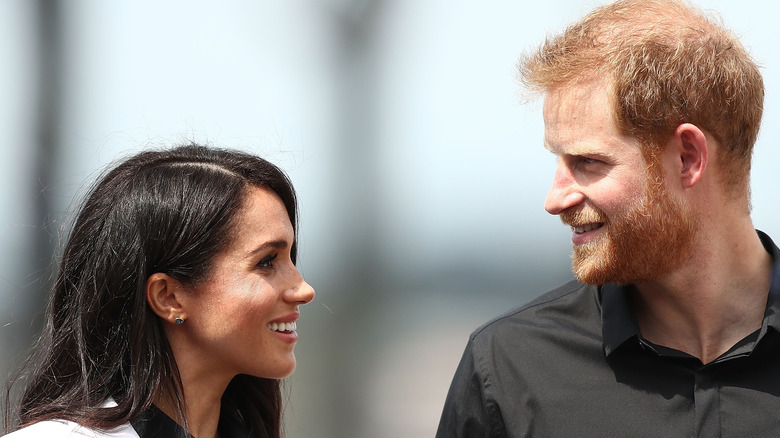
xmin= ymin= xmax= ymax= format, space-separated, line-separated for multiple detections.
xmin=560 ymin=207 xmax=607 ymax=244
xmin=569 ymin=222 xmax=605 ymax=245
xmin=572 ymin=222 xmax=604 ymax=234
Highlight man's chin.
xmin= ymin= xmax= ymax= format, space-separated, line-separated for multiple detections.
xmin=571 ymin=244 xmax=637 ymax=285
xmin=573 ymin=261 xmax=613 ymax=285
xmin=571 ymin=240 xmax=609 ymax=283
xmin=572 ymin=250 xmax=610 ymax=285
xmin=571 ymin=247 xmax=681 ymax=286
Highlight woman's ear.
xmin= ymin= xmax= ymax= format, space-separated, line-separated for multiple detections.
xmin=146 ymin=273 xmax=187 ymax=325
xmin=671 ymin=123 xmax=708 ymax=189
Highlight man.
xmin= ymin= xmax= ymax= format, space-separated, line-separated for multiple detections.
xmin=437 ymin=1 xmax=780 ymax=437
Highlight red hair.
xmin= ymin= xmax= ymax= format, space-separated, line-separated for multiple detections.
xmin=519 ymin=0 xmax=764 ymax=195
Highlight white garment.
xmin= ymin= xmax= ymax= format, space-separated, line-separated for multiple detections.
xmin=1 ymin=420 xmax=139 ymax=438
xmin=2 ymin=400 xmax=139 ymax=438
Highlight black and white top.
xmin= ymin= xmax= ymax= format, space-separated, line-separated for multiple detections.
xmin=3 ymin=402 xmax=249 ymax=438
xmin=132 ymin=404 xmax=248 ymax=438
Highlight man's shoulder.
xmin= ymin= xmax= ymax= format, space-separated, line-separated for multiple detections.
xmin=470 ymin=279 xmax=600 ymax=342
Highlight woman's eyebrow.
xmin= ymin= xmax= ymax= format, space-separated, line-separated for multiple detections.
xmin=245 ymin=239 xmax=289 ymax=257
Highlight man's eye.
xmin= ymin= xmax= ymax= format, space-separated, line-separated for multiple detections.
xmin=258 ymin=254 xmax=279 ymax=268
xmin=571 ymin=156 xmax=597 ymax=169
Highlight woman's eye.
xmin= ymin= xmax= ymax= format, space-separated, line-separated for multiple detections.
xmin=257 ymin=254 xmax=279 ymax=268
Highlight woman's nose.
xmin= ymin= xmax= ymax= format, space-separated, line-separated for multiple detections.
xmin=285 ymin=271 xmax=315 ymax=305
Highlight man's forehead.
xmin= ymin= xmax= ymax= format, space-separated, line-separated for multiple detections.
xmin=544 ymin=76 xmax=612 ymax=101
xmin=541 ymin=80 xmax=643 ymax=159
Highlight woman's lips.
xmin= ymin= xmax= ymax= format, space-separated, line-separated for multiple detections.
xmin=267 ymin=321 xmax=297 ymax=332
xmin=267 ymin=313 xmax=300 ymax=343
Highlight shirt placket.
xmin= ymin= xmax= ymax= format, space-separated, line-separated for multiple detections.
xmin=693 ymin=368 xmax=720 ymax=437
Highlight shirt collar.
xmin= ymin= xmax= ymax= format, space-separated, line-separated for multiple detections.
xmin=601 ymin=282 xmax=637 ymax=356
xmin=602 ymin=230 xmax=780 ymax=357
xmin=758 ymin=230 xmax=780 ymax=329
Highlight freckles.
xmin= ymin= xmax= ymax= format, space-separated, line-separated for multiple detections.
xmin=232 ymin=279 xmax=275 ymax=315
xmin=229 ymin=274 xmax=262 ymax=298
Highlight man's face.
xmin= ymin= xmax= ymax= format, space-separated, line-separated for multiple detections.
xmin=542 ymin=81 xmax=695 ymax=285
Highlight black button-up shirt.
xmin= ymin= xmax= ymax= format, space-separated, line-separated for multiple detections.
xmin=437 ymin=231 xmax=780 ymax=437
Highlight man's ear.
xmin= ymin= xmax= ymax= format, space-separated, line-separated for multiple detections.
xmin=146 ymin=273 xmax=187 ymax=325
xmin=671 ymin=123 xmax=708 ymax=189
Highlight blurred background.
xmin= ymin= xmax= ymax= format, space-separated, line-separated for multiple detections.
xmin=1 ymin=0 xmax=778 ymax=436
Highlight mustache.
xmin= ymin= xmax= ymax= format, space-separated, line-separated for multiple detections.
xmin=560 ymin=207 xmax=607 ymax=227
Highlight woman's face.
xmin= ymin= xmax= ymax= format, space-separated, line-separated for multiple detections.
xmin=181 ymin=186 xmax=315 ymax=380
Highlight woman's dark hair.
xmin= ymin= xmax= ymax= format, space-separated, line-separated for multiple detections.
xmin=4 ymin=144 xmax=299 ymax=437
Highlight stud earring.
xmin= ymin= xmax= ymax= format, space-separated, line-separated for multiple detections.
xmin=175 ymin=317 xmax=184 ymax=324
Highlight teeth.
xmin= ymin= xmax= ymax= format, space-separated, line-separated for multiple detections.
xmin=267 ymin=321 xmax=297 ymax=332
xmin=573 ymin=223 xmax=601 ymax=234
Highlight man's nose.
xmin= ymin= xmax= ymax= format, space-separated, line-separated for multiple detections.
xmin=544 ymin=163 xmax=584 ymax=215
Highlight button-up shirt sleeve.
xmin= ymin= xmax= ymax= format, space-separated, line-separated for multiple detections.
xmin=436 ymin=337 xmax=506 ymax=438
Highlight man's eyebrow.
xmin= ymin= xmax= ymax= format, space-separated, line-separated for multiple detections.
xmin=544 ymin=141 xmax=579 ymax=156
xmin=543 ymin=142 xmax=618 ymax=160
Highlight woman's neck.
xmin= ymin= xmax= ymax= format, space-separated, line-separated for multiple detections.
xmin=153 ymin=374 xmax=231 ymax=438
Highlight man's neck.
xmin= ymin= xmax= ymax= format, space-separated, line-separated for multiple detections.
xmin=630 ymin=223 xmax=773 ymax=364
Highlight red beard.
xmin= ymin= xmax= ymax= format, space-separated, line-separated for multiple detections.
xmin=560 ymin=172 xmax=696 ymax=285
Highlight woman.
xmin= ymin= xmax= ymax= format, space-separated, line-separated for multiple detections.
xmin=2 ymin=144 xmax=315 ymax=438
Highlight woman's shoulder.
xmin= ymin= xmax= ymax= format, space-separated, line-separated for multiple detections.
xmin=3 ymin=420 xmax=139 ymax=438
